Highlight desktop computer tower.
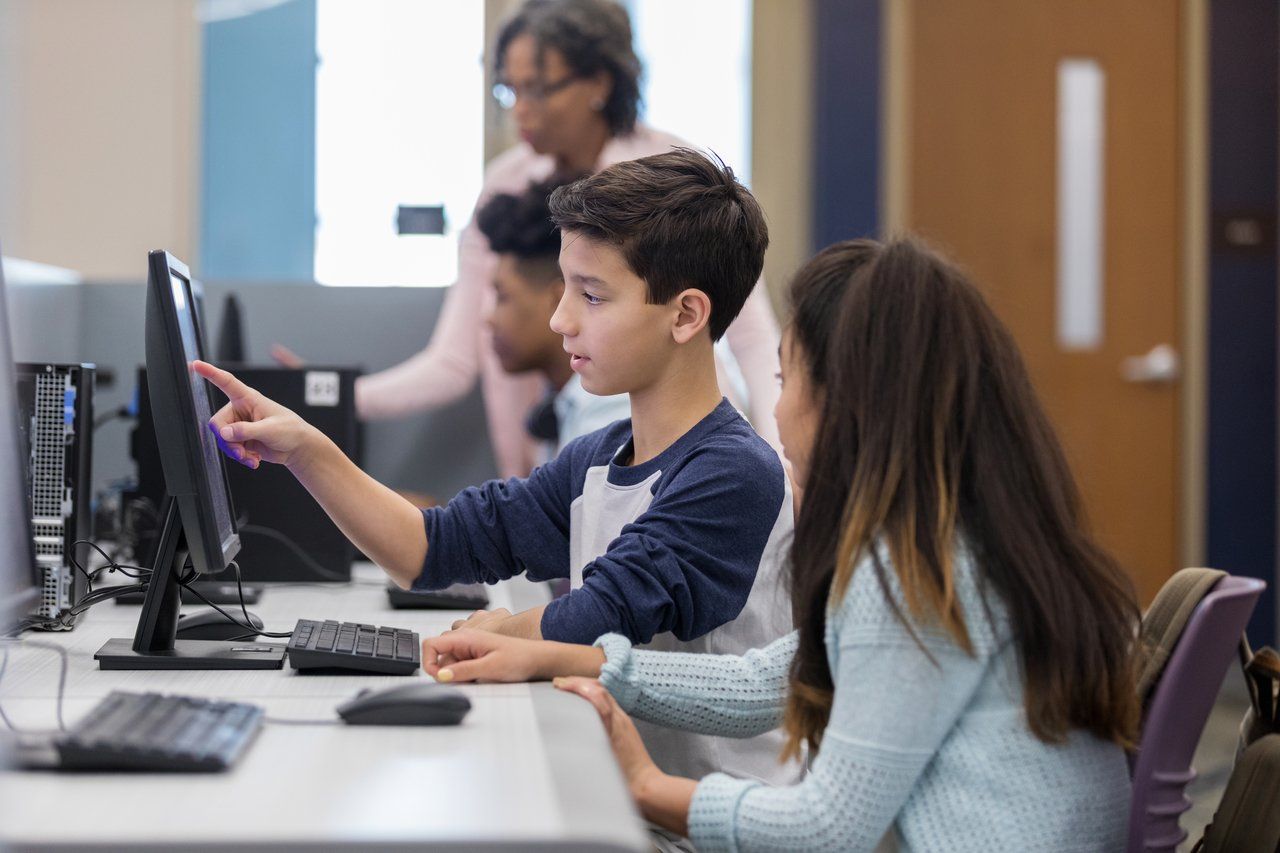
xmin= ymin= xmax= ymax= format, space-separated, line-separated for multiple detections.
xmin=129 ymin=365 xmax=361 ymax=583
xmin=16 ymin=363 xmax=94 ymax=629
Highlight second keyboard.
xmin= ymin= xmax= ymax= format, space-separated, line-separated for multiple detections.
xmin=287 ymin=619 xmax=421 ymax=675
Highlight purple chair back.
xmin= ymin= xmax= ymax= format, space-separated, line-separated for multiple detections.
xmin=1127 ymin=574 xmax=1265 ymax=852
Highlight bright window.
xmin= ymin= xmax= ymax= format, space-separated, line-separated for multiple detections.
xmin=313 ymin=1 xmax=484 ymax=287
xmin=628 ymin=0 xmax=753 ymax=186
xmin=298 ymin=1 xmax=752 ymax=288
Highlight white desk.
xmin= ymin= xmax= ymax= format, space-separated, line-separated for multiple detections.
xmin=0 ymin=565 xmax=648 ymax=852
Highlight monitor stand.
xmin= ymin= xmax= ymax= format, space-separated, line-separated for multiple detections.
xmin=95 ymin=497 xmax=285 ymax=670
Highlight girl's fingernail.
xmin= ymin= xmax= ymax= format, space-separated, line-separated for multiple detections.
xmin=220 ymin=426 xmax=234 ymax=439
xmin=552 ymin=677 xmax=565 ymax=687
xmin=437 ymin=669 xmax=454 ymax=683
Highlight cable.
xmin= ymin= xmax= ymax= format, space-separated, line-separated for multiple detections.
xmin=75 ymin=540 xmax=151 ymax=578
xmin=15 ymin=583 xmax=148 ymax=633
xmin=262 ymin=716 xmax=342 ymax=727
xmin=92 ymin=405 xmax=132 ymax=431
xmin=37 ymin=538 xmax=287 ymax=640
xmin=239 ymin=524 xmax=353 ymax=582
xmin=230 ymin=561 xmax=256 ymax=628
xmin=0 ymin=638 xmax=69 ymax=733
xmin=67 ymin=539 xmax=153 ymax=603
xmin=177 ymin=576 xmax=292 ymax=639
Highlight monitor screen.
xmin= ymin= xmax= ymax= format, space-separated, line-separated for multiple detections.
xmin=0 ymin=240 xmax=41 ymax=630
xmin=170 ymin=274 xmax=236 ymax=548
xmin=145 ymin=252 xmax=239 ymax=575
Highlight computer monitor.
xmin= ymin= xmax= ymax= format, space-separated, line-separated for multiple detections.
xmin=0 ymin=239 xmax=41 ymax=634
xmin=215 ymin=292 xmax=246 ymax=363
xmin=95 ymin=251 xmax=283 ymax=669
xmin=148 ymin=254 xmax=239 ymax=576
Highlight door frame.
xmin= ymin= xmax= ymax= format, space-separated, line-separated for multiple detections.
xmin=879 ymin=0 xmax=1209 ymax=573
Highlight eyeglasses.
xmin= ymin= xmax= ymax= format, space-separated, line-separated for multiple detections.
xmin=492 ymin=75 xmax=581 ymax=109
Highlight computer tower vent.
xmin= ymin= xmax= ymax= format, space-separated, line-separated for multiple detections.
xmin=18 ymin=364 xmax=93 ymax=629
xmin=31 ymin=372 xmax=71 ymax=519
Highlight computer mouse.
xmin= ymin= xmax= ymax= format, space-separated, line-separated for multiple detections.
xmin=175 ymin=608 xmax=264 ymax=641
xmin=336 ymin=683 xmax=471 ymax=726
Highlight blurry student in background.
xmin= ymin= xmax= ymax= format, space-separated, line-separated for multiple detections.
xmin=281 ymin=0 xmax=782 ymax=478
xmin=475 ymin=176 xmax=629 ymax=459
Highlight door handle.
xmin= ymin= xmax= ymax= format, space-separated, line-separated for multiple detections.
xmin=1121 ymin=343 xmax=1180 ymax=384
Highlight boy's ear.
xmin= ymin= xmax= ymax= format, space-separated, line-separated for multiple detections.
xmin=671 ymin=288 xmax=713 ymax=345
xmin=587 ymin=71 xmax=613 ymax=109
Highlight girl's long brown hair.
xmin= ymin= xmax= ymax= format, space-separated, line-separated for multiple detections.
xmin=781 ymin=238 xmax=1140 ymax=759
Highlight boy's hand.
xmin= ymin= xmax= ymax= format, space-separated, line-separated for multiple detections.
xmin=192 ymin=360 xmax=318 ymax=471
xmin=450 ymin=606 xmax=545 ymax=640
xmin=269 ymin=343 xmax=306 ymax=368
xmin=450 ymin=608 xmax=513 ymax=633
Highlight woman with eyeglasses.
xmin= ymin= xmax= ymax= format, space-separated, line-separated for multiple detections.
xmin=349 ymin=0 xmax=783 ymax=478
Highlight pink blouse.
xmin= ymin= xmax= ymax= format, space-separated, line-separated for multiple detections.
xmin=355 ymin=126 xmax=782 ymax=479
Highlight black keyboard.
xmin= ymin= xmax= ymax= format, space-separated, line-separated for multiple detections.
xmin=387 ymin=582 xmax=489 ymax=610
xmin=48 ymin=691 xmax=262 ymax=772
xmin=287 ymin=619 xmax=420 ymax=675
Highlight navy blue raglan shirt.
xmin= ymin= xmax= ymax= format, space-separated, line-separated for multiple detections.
xmin=414 ymin=398 xmax=788 ymax=645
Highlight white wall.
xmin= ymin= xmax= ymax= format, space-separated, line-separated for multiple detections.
xmin=0 ymin=0 xmax=200 ymax=278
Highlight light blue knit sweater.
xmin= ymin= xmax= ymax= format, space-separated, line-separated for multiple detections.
xmin=596 ymin=546 xmax=1131 ymax=852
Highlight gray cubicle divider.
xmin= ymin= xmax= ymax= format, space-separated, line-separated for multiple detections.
xmin=8 ymin=279 xmax=497 ymax=505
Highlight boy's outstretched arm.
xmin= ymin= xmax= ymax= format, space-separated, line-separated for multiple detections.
xmin=193 ymin=360 xmax=427 ymax=587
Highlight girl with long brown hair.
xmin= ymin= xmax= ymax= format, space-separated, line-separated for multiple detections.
xmin=421 ymin=237 xmax=1141 ymax=851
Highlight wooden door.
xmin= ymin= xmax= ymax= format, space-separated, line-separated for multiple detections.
xmin=900 ymin=1 xmax=1183 ymax=601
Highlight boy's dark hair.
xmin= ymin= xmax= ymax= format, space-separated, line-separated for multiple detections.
xmin=547 ymin=148 xmax=768 ymax=341
xmin=495 ymin=0 xmax=643 ymax=136
xmin=475 ymin=177 xmax=574 ymax=286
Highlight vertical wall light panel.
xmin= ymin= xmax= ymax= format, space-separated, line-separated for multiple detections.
xmin=1056 ymin=58 xmax=1106 ymax=351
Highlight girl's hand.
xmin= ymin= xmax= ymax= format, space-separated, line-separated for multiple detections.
xmin=193 ymin=360 xmax=318 ymax=471
xmin=553 ymin=676 xmax=662 ymax=796
xmin=421 ymin=630 xmax=606 ymax=683
xmin=555 ymin=676 xmax=697 ymax=836
xmin=421 ymin=629 xmax=541 ymax=682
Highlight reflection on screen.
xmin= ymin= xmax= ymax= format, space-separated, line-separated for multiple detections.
xmin=171 ymin=274 xmax=236 ymax=549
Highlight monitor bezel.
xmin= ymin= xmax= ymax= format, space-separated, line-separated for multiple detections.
xmin=144 ymin=250 xmax=240 ymax=576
